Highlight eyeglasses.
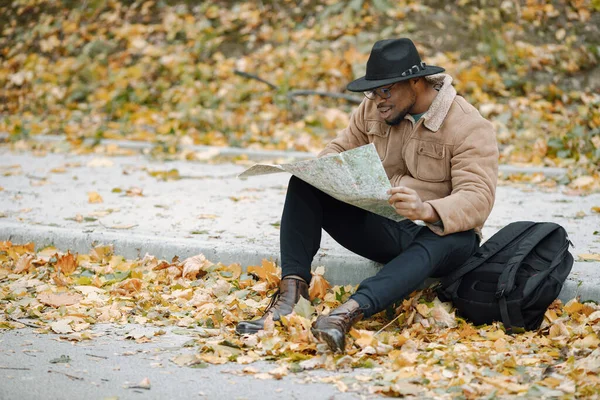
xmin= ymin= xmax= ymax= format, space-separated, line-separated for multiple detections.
xmin=363 ymin=83 xmax=396 ymax=100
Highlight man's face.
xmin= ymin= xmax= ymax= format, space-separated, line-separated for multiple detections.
xmin=373 ymin=81 xmax=416 ymax=126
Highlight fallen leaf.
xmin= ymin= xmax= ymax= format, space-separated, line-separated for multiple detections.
xmin=87 ymin=158 xmax=114 ymax=167
xmin=56 ymin=251 xmax=77 ymax=275
xmin=116 ymin=279 xmax=142 ymax=294
xmin=171 ymin=354 xmax=206 ymax=367
xmin=14 ymin=253 xmax=34 ymax=273
xmin=309 ymin=266 xmax=331 ymax=300
xmin=50 ymin=319 xmax=73 ymax=334
xmin=182 ymin=254 xmax=211 ymax=279
xmin=578 ymin=253 xmax=600 ymax=262
xmin=38 ymin=292 xmax=82 ymax=307
xmin=198 ymin=214 xmax=218 ymax=219
xmin=247 ymin=260 xmax=281 ymax=287
xmin=293 ymin=297 xmax=315 ymax=319
xmin=88 ymin=191 xmax=103 ymax=203
xmin=50 ymin=355 xmax=71 ymax=364
xmin=125 ymin=187 xmax=143 ymax=197
xmin=127 ymin=377 xmax=151 ymax=390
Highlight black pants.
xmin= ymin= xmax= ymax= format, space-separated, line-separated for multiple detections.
xmin=280 ymin=176 xmax=479 ymax=318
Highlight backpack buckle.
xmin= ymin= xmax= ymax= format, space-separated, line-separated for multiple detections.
xmin=495 ymin=288 xmax=505 ymax=298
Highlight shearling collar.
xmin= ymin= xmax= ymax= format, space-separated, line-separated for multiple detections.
xmin=421 ymin=74 xmax=456 ymax=132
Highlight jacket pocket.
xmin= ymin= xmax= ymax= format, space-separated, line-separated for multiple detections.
xmin=415 ymin=141 xmax=449 ymax=182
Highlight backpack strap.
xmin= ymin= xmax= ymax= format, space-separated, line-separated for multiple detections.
xmin=499 ymin=244 xmax=569 ymax=333
xmin=440 ymin=221 xmax=536 ymax=292
xmin=499 ymin=296 xmax=525 ymax=334
xmin=497 ymin=224 xmax=569 ymax=333
xmin=495 ymin=223 xmax=561 ymax=298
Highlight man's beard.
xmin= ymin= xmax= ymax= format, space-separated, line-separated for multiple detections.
xmin=384 ymin=104 xmax=412 ymax=126
xmin=383 ymin=91 xmax=416 ymax=126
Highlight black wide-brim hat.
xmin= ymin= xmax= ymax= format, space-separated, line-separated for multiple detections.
xmin=347 ymin=38 xmax=445 ymax=92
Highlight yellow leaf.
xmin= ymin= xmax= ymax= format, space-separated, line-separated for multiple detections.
xmin=591 ymin=206 xmax=600 ymax=214
xmin=578 ymin=253 xmax=600 ymax=262
xmin=219 ymin=263 xmax=242 ymax=281
xmin=182 ymin=254 xmax=210 ymax=279
xmin=14 ymin=253 xmax=34 ymax=273
xmin=50 ymin=319 xmax=74 ymax=334
xmin=429 ymin=299 xmax=457 ymax=328
xmin=88 ymin=191 xmax=103 ymax=203
xmin=416 ymin=303 xmax=430 ymax=317
xmin=573 ymin=334 xmax=600 ymax=349
xmin=90 ymin=244 xmax=113 ymax=262
xmin=125 ymin=187 xmax=143 ymax=197
xmin=309 ymin=272 xmax=331 ymax=300
xmin=388 ymin=349 xmax=418 ymax=368
xmin=486 ymin=329 xmax=506 ymax=341
xmin=38 ymin=292 xmax=82 ymax=307
xmin=56 ymin=251 xmax=77 ymax=275
xmin=116 ymin=278 xmax=142 ymax=294
xmin=494 ymin=338 xmax=509 ymax=352
xmin=564 ymin=299 xmax=584 ymax=315
xmin=247 ymin=259 xmax=281 ymax=287
xmin=352 ymin=329 xmax=377 ymax=349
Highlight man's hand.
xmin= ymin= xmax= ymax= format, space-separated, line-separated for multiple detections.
xmin=388 ymin=186 xmax=440 ymax=223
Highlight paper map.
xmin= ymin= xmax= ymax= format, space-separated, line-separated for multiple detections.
xmin=238 ymin=144 xmax=406 ymax=222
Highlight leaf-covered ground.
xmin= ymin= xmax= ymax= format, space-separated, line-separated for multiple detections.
xmin=1 ymin=0 xmax=599 ymax=183
xmin=2 ymin=242 xmax=600 ymax=398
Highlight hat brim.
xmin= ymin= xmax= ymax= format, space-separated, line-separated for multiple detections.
xmin=346 ymin=66 xmax=445 ymax=92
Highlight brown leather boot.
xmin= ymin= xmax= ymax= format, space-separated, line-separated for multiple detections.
xmin=311 ymin=299 xmax=364 ymax=353
xmin=236 ymin=276 xmax=309 ymax=335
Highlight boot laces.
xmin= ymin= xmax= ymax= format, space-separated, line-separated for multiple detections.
xmin=264 ymin=289 xmax=281 ymax=313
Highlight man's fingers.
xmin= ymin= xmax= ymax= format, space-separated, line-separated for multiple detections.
xmin=388 ymin=186 xmax=416 ymax=195
xmin=388 ymin=192 xmax=414 ymax=204
xmin=394 ymin=201 xmax=418 ymax=211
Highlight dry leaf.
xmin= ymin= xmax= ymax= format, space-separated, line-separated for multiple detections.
xmin=14 ymin=253 xmax=34 ymax=273
xmin=125 ymin=187 xmax=143 ymax=197
xmin=182 ymin=254 xmax=210 ymax=279
xmin=116 ymin=279 xmax=142 ymax=294
xmin=128 ymin=377 xmax=151 ymax=390
xmin=578 ymin=253 xmax=600 ymax=262
xmin=309 ymin=266 xmax=331 ymax=300
xmin=88 ymin=191 xmax=103 ymax=203
xmin=171 ymin=354 xmax=203 ymax=367
xmin=247 ymin=260 xmax=281 ymax=287
xmin=87 ymin=158 xmax=114 ymax=167
xmin=429 ymin=299 xmax=457 ymax=328
xmin=56 ymin=251 xmax=77 ymax=275
xmin=90 ymin=244 xmax=113 ymax=262
xmin=38 ymin=292 xmax=82 ymax=307
xmin=50 ymin=319 xmax=73 ymax=334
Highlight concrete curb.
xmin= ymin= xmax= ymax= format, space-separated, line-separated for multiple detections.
xmin=1 ymin=221 xmax=593 ymax=304
xmin=28 ymin=135 xmax=568 ymax=177
xmin=0 ymin=221 xmax=383 ymax=287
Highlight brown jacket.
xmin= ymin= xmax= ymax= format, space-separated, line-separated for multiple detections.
xmin=318 ymin=74 xmax=499 ymax=236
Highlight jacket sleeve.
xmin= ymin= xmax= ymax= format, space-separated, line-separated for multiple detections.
xmin=318 ymin=100 xmax=369 ymax=157
xmin=424 ymin=119 xmax=498 ymax=235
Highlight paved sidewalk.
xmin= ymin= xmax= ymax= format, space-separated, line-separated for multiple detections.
xmin=1 ymin=145 xmax=599 ymax=303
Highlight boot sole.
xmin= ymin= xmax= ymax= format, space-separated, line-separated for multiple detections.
xmin=235 ymin=325 xmax=261 ymax=335
xmin=311 ymin=328 xmax=344 ymax=353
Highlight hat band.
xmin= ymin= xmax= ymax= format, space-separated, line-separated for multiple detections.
xmin=368 ymin=62 xmax=428 ymax=80
xmin=401 ymin=62 xmax=427 ymax=77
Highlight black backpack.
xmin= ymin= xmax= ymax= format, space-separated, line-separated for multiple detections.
xmin=438 ymin=221 xmax=574 ymax=333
